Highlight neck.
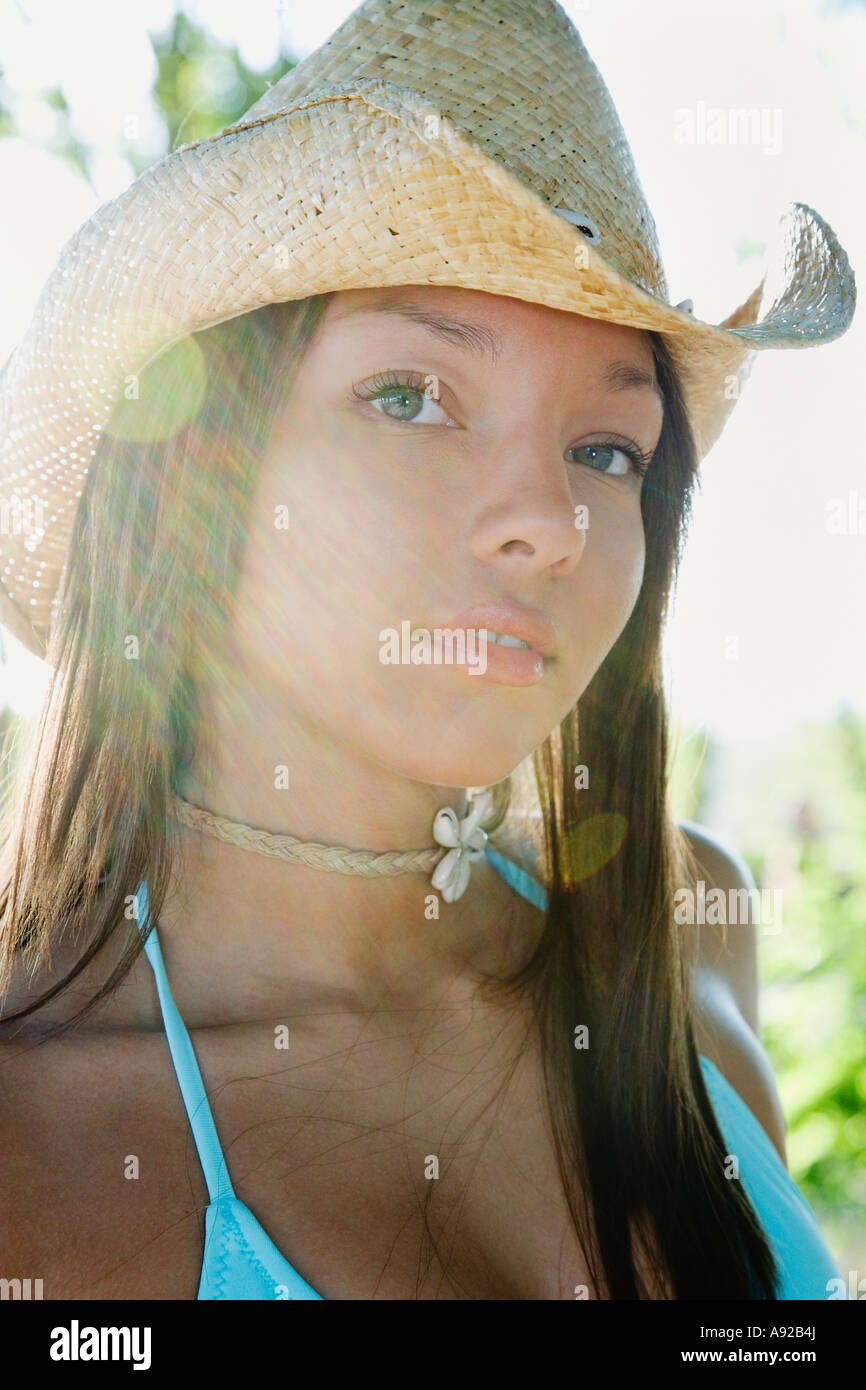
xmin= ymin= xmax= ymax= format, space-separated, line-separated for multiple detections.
xmin=145 ymin=670 xmax=542 ymax=1027
xmin=152 ymin=820 xmax=533 ymax=1028
xmin=146 ymin=781 xmax=535 ymax=1030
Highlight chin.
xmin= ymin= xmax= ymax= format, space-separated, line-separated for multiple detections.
xmin=386 ymin=738 xmax=536 ymax=793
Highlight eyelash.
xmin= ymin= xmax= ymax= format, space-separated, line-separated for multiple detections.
xmin=351 ymin=369 xmax=655 ymax=478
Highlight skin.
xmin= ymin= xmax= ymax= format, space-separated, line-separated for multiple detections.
xmin=157 ymin=283 xmax=664 ymax=1030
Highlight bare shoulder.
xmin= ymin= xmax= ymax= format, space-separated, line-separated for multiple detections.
xmin=677 ymin=818 xmax=760 ymax=1034
xmin=690 ymin=972 xmax=789 ymax=1168
xmin=678 ymin=819 xmax=788 ymax=1168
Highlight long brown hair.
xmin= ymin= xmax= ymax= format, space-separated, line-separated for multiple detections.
xmin=0 ymin=292 xmax=779 ymax=1299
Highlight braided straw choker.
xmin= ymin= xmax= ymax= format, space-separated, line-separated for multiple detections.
xmin=168 ymin=790 xmax=494 ymax=905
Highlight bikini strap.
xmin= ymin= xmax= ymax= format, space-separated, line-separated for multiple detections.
xmin=484 ymin=845 xmax=549 ymax=912
xmin=135 ymin=877 xmax=236 ymax=1205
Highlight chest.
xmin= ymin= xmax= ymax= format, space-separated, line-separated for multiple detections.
xmin=1 ymin=1012 xmax=599 ymax=1301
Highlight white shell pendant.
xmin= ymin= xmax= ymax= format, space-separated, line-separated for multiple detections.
xmin=430 ymin=790 xmax=494 ymax=903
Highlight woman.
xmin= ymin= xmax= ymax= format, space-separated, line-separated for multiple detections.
xmin=0 ymin=0 xmax=855 ymax=1300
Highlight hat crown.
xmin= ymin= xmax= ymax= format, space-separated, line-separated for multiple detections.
xmin=238 ymin=0 xmax=668 ymax=298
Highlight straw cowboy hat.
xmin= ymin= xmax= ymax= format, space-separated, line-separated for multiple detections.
xmin=0 ymin=0 xmax=856 ymax=661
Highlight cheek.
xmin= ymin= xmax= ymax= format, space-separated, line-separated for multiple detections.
xmin=227 ymin=438 xmax=440 ymax=695
xmin=591 ymin=506 xmax=646 ymax=612
xmin=565 ymin=509 xmax=646 ymax=682
xmin=612 ymin=519 xmax=646 ymax=620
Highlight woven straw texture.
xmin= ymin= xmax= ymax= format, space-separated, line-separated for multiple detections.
xmin=169 ymin=794 xmax=443 ymax=876
xmin=0 ymin=0 xmax=856 ymax=659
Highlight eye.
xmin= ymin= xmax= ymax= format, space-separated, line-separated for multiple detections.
xmin=567 ymin=439 xmax=653 ymax=479
xmin=352 ymin=369 xmax=457 ymax=426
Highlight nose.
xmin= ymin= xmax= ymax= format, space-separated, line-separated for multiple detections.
xmin=465 ymin=445 xmax=588 ymax=580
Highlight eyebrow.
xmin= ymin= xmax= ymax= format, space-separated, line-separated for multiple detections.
xmin=600 ymin=360 xmax=663 ymax=405
xmin=331 ymin=298 xmax=663 ymax=403
xmin=333 ymin=297 xmax=504 ymax=362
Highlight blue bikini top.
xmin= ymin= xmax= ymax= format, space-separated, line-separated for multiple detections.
xmin=134 ymin=847 xmax=840 ymax=1300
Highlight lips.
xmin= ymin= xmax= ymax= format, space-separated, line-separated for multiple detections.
xmin=447 ymin=603 xmax=557 ymax=659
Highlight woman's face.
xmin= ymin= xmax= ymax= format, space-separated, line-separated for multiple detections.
xmin=227 ymin=285 xmax=664 ymax=791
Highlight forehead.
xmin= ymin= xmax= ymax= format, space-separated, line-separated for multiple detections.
xmin=326 ymin=284 xmax=657 ymax=367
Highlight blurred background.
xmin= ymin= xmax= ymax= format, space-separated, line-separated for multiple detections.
xmin=0 ymin=0 xmax=863 ymax=1276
